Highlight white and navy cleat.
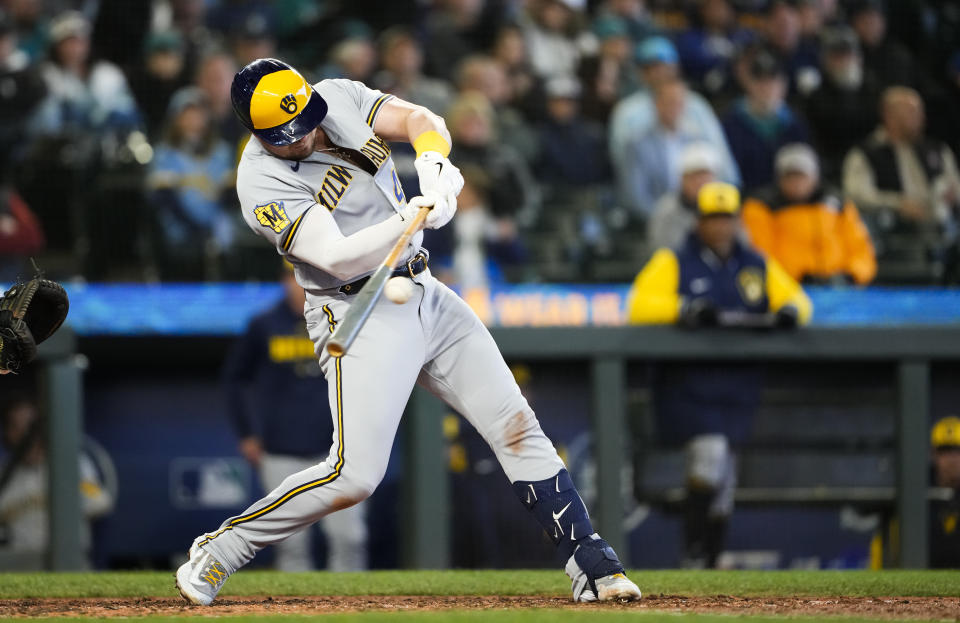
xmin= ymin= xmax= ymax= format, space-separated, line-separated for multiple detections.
xmin=565 ymin=536 xmax=642 ymax=603
xmin=175 ymin=542 xmax=232 ymax=606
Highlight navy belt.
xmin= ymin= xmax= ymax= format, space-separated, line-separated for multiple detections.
xmin=338 ymin=252 xmax=428 ymax=295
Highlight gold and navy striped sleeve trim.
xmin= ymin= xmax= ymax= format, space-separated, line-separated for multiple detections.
xmin=281 ymin=212 xmax=307 ymax=252
xmin=197 ymin=311 xmax=344 ymax=547
xmin=366 ymin=94 xmax=392 ymax=127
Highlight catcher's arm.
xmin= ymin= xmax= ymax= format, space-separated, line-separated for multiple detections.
xmin=0 ymin=277 xmax=69 ymax=373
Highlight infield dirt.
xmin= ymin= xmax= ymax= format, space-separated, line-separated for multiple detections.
xmin=2 ymin=595 xmax=958 ymax=619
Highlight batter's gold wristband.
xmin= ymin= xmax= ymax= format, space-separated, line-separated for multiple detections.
xmin=413 ymin=130 xmax=451 ymax=158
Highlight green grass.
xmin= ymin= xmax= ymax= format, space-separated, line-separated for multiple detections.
xmin=0 ymin=569 xmax=957 ymax=600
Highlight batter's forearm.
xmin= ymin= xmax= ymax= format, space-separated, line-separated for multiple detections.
xmin=289 ymin=206 xmax=412 ymax=281
xmin=407 ymin=109 xmax=451 ymax=155
xmin=374 ymin=98 xmax=451 ymax=155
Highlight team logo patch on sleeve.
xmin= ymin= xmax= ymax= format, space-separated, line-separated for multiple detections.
xmin=254 ymin=201 xmax=291 ymax=233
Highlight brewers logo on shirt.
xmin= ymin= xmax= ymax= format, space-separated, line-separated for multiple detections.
xmin=255 ymin=201 xmax=291 ymax=233
xmin=737 ymin=267 xmax=764 ymax=305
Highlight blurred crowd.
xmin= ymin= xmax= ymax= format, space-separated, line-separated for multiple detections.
xmin=1 ymin=0 xmax=959 ymax=285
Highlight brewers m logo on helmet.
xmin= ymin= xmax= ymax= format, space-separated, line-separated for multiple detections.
xmin=231 ymin=58 xmax=328 ymax=146
xmin=280 ymin=93 xmax=298 ymax=114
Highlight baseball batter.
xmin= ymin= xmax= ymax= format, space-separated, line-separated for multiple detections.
xmin=175 ymin=58 xmax=641 ymax=605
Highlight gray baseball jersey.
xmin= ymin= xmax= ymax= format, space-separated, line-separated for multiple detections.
xmin=193 ymin=78 xmax=570 ymax=579
xmin=237 ymin=78 xmax=422 ymax=291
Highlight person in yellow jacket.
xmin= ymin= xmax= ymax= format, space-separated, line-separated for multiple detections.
xmin=930 ymin=416 xmax=960 ymax=568
xmin=626 ymin=181 xmax=811 ymax=567
xmin=742 ymin=143 xmax=877 ymax=285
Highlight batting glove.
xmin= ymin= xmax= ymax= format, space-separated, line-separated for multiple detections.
xmin=415 ymin=151 xmax=464 ymax=198
xmin=406 ymin=193 xmax=457 ymax=230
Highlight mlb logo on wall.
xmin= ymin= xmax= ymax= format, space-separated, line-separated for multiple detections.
xmin=170 ymin=458 xmax=252 ymax=509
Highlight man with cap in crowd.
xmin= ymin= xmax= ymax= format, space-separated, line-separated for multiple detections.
xmin=759 ymin=0 xmax=820 ymax=96
xmin=221 ymin=262 xmax=368 ymax=572
xmin=627 ymin=181 xmax=811 ymax=567
xmin=609 ymin=36 xmax=739 ymax=218
xmin=128 ymin=30 xmax=188 ymax=139
xmin=742 ymin=143 xmax=876 ymax=285
xmin=647 ymin=142 xmax=722 ymax=250
xmin=674 ymin=0 xmax=753 ymax=102
xmin=0 ymin=9 xmax=45 ymax=158
xmin=722 ymin=46 xmax=808 ymax=193
xmin=579 ymin=15 xmax=640 ymax=124
xmin=32 ymin=11 xmax=140 ymax=137
xmin=930 ymin=416 xmax=960 ymax=568
xmin=802 ymin=26 xmax=880 ymax=181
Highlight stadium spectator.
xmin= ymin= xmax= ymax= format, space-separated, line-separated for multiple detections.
xmin=372 ymin=27 xmax=453 ymax=116
xmin=578 ymin=15 xmax=638 ymax=124
xmin=0 ymin=394 xmax=113 ymax=568
xmin=930 ymin=416 xmax=960 ymax=569
xmin=425 ymin=166 xmax=527 ymax=289
xmin=647 ymin=142 xmax=720 ymax=250
xmin=128 ymin=30 xmax=188 ymax=140
xmin=742 ymin=143 xmax=877 ymax=285
xmin=161 ymin=0 xmax=212 ymax=80
xmin=193 ymin=51 xmax=244 ymax=150
xmin=847 ymin=0 xmax=916 ymax=90
xmin=842 ymin=87 xmax=960 ymax=232
xmin=674 ymin=0 xmax=753 ymax=101
xmin=0 ymin=185 xmax=46 ymax=283
xmin=796 ymin=0 xmax=824 ymax=40
xmin=490 ymin=25 xmax=542 ymax=121
xmin=722 ymin=47 xmax=808 ymax=193
xmin=221 ymin=264 xmax=368 ymax=571
xmin=610 ymin=37 xmax=739 ymax=213
xmin=801 ymin=26 xmax=878 ymax=182
xmin=0 ymin=8 xmax=45 ymax=167
xmin=228 ymin=12 xmax=278 ymax=69
xmin=447 ymin=92 xmax=539 ymax=220
xmin=535 ymin=76 xmax=610 ymax=188
xmin=0 ymin=186 xmax=44 ymax=282
xmin=317 ymin=36 xmax=376 ymax=83
xmin=592 ymin=0 xmax=658 ymax=45
xmin=627 ymin=181 xmax=811 ymax=568
xmin=206 ymin=0 xmax=276 ymax=43
xmin=457 ymin=54 xmax=538 ymax=164
xmin=146 ymin=87 xmax=235 ymax=281
xmin=521 ymin=0 xmax=586 ymax=81
xmin=422 ymin=0 xmax=505 ymax=82
xmin=31 ymin=11 xmax=140 ymax=138
xmin=618 ymin=79 xmax=734 ymax=217
xmin=5 ymin=0 xmax=47 ymax=62
xmin=759 ymin=0 xmax=820 ymax=96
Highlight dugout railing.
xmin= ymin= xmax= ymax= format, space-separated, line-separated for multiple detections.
xmin=3 ymin=328 xmax=85 ymax=570
xmin=42 ymin=325 xmax=955 ymax=569
xmin=404 ymin=326 xmax=958 ymax=570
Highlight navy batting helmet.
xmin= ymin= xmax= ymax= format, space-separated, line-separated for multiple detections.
xmin=231 ymin=58 xmax=328 ymax=146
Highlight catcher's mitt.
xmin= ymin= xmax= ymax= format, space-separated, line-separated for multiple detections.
xmin=0 ymin=277 xmax=69 ymax=373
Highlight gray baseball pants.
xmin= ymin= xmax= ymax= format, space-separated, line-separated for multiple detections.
xmin=197 ymin=271 xmax=565 ymax=572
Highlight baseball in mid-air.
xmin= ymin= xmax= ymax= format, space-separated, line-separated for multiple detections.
xmin=384 ymin=276 xmax=414 ymax=304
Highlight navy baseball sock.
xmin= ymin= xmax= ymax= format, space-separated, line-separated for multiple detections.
xmin=512 ymin=469 xmax=595 ymax=561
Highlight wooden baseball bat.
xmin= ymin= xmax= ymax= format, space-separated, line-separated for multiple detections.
xmin=326 ymin=205 xmax=431 ymax=358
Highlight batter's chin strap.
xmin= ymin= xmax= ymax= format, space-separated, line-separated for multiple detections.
xmin=512 ymin=469 xmax=595 ymax=561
